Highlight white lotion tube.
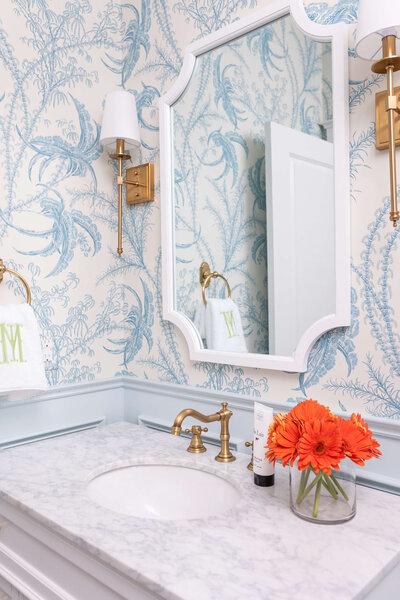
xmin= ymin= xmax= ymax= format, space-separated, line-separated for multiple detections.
xmin=253 ymin=402 xmax=275 ymax=487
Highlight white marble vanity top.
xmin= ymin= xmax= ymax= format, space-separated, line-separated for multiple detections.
xmin=0 ymin=421 xmax=398 ymax=600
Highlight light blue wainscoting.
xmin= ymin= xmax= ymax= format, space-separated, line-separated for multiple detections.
xmin=0 ymin=380 xmax=125 ymax=449
xmin=0 ymin=377 xmax=398 ymax=495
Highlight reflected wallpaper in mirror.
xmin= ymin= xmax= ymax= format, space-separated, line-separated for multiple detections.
xmin=173 ymin=13 xmax=332 ymax=355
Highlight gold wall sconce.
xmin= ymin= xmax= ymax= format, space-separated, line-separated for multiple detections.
xmin=356 ymin=1 xmax=400 ymax=227
xmin=100 ymin=90 xmax=154 ymax=256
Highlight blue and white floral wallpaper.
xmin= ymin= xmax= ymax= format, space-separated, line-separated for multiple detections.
xmin=0 ymin=0 xmax=399 ymax=420
xmin=173 ymin=14 xmax=332 ymax=354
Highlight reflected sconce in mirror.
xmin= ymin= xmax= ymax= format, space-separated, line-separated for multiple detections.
xmin=356 ymin=1 xmax=400 ymax=227
xmin=100 ymin=90 xmax=154 ymax=256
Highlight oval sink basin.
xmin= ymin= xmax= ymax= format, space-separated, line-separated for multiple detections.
xmin=86 ymin=463 xmax=241 ymax=520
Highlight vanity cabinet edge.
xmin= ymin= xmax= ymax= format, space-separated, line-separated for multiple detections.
xmin=0 ymin=497 xmax=163 ymax=600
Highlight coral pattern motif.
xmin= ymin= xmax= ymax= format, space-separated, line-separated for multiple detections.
xmin=0 ymin=0 xmax=399 ymax=420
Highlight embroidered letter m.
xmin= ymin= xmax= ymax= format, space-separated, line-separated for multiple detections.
xmin=221 ymin=311 xmax=239 ymax=339
xmin=0 ymin=323 xmax=26 ymax=364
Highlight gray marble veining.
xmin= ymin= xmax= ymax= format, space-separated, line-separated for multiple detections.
xmin=0 ymin=422 xmax=398 ymax=600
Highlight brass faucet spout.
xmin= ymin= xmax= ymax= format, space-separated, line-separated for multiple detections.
xmin=171 ymin=408 xmax=221 ymax=436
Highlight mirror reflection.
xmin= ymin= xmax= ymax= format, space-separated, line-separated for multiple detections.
xmin=172 ymin=13 xmax=333 ymax=356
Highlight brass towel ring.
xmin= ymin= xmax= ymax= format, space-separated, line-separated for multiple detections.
xmin=199 ymin=262 xmax=231 ymax=306
xmin=0 ymin=259 xmax=31 ymax=305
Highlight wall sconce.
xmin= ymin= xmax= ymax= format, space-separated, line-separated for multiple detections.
xmin=100 ymin=90 xmax=154 ymax=256
xmin=356 ymin=1 xmax=400 ymax=227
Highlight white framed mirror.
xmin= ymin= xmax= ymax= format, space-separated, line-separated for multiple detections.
xmin=160 ymin=0 xmax=350 ymax=372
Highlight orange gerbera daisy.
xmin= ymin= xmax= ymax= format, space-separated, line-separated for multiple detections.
xmin=338 ymin=415 xmax=381 ymax=466
xmin=265 ymin=401 xmax=381 ymax=473
xmin=268 ymin=412 xmax=286 ymax=439
xmin=290 ymin=399 xmax=332 ymax=428
xmin=265 ymin=414 xmax=301 ymax=467
xmin=297 ymin=418 xmax=344 ymax=475
xmin=350 ymin=413 xmax=376 ymax=440
xmin=265 ymin=412 xmax=286 ymax=464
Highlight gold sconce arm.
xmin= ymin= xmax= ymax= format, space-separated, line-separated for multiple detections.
xmin=109 ymin=139 xmax=155 ymax=257
xmin=373 ymin=35 xmax=400 ymax=227
xmin=110 ymin=139 xmax=130 ymax=256
xmin=386 ymin=64 xmax=400 ymax=226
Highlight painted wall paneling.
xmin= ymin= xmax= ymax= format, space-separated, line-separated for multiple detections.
xmin=1 ymin=378 xmax=398 ymax=494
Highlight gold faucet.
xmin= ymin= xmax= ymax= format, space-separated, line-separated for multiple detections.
xmin=171 ymin=402 xmax=235 ymax=463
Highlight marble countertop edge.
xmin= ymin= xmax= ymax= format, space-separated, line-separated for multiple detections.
xmin=357 ymin=551 xmax=400 ymax=599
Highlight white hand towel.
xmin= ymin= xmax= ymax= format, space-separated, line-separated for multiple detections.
xmin=205 ymin=298 xmax=248 ymax=352
xmin=0 ymin=304 xmax=48 ymax=401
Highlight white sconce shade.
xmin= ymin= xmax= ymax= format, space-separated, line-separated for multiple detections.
xmin=355 ymin=0 xmax=400 ymax=60
xmin=100 ymin=90 xmax=141 ymax=149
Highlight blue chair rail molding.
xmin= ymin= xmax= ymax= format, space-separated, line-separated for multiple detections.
xmin=0 ymin=377 xmax=398 ymax=495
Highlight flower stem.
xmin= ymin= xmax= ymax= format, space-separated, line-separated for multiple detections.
xmin=322 ymin=474 xmax=338 ymax=499
xmin=298 ymin=470 xmax=322 ymax=504
xmin=313 ymin=478 xmax=322 ymax=518
xmin=296 ymin=467 xmax=311 ymax=504
xmin=331 ymin=474 xmax=349 ymax=501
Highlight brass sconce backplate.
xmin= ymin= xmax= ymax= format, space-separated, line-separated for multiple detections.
xmin=126 ymin=162 xmax=154 ymax=205
xmin=375 ymin=86 xmax=400 ymax=151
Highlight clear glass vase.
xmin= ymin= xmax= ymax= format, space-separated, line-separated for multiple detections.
xmin=289 ymin=458 xmax=356 ymax=524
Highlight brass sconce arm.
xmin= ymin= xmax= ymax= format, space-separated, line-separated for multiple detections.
xmin=108 ymin=139 xmax=155 ymax=257
xmin=373 ymin=35 xmax=400 ymax=227
xmin=110 ymin=139 xmax=130 ymax=256
xmin=386 ymin=63 xmax=400 ymax=227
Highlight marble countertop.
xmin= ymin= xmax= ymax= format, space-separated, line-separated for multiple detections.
xmin=0 ymin=422 xmax=398 ymax=600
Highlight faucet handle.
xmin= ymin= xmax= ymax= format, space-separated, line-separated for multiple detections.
xmin=185 ymin=425 xmax=208 ymax=454
xmin=245 ymin=441 xmax=254 ymax=471
xmin=185 ymin=426 xmax=208 ymax=434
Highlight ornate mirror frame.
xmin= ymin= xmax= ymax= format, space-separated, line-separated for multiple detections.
xmin=159 ymin=0 xmax=349 ymax=372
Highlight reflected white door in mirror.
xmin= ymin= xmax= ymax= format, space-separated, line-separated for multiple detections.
xmin=160 ymin=0 xmax=350 ymax=372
